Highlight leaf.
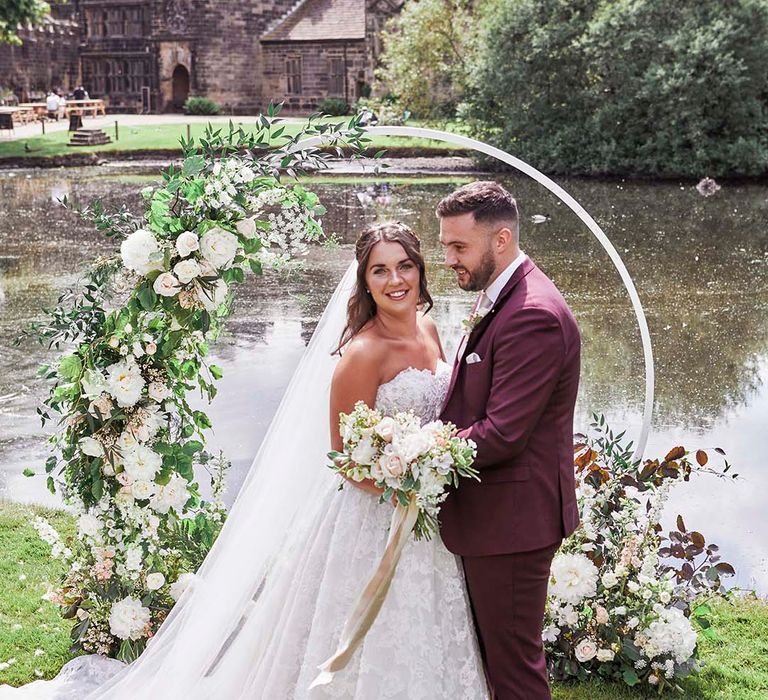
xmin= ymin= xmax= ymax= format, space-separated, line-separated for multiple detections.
xmin=714 ymin=447 xmax=726 ymax=455
xmin=91 ymin=478 xmax=103 ymax=500
xmin=676 ymin=514 xmax=686 ymax=533
xmin=715 ymin=562 xmax=736 ymax=576
xmin=695 ymin=449 xmax=708 ymax=466
xmin=58 ymin=354 xmax=83 ymax=381
xmin=622 ymin=669 xmax=640 ymax=686
xmin=665 ymin=446 xmax=685 ymax=461
xmin=209 ymin=364 xmax=224 ymax=380
xmin=690 ymin=531 xmax=706 ymax=548
xmin=137 ymin=284 xmax=157 ymax=311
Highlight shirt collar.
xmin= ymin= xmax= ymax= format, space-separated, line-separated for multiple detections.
xmin=484 ymin=251 xmax=527 ymax=304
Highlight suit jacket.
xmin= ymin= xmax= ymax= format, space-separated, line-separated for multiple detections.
xmin=440 ymin=257 xmax=581 ymax=556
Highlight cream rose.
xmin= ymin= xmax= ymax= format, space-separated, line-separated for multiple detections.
xmin=175 ymin=231 xmax=200 ymax=258
xmin=153 ymin=272 xmax=181 ymax=297
xmin=235 ymin=216 xmax=258 ymax=239
xmin=574 ymin=638 xmax=598 ymax=662
xmin=146 ymin=572 xmax=165 ymax=591
xmin=173 ymin=259 xmax=202 ymax=284
xmin=374 ymin=417 xmax=396 ymax=443
xmin=596 ymin=649 xmax=615 ymax=663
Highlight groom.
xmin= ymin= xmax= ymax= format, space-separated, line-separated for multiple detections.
xmin=438 ymin=181 xmax=581 ymax=700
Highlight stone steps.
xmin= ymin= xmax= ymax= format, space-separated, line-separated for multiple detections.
xmin=68 ymin=128 xmax=112 ymax=146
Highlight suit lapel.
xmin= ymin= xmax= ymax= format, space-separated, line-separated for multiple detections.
xmin=443 ymin=258 xmax=536 ymax=408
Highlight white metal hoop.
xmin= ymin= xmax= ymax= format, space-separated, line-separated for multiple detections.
xmin=296 ymin=126 xmax=654 ymax=462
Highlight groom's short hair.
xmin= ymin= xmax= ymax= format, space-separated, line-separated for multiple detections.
xmin=436 ymin=181 xmax=519 ymax=235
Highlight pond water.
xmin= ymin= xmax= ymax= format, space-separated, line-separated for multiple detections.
xmin=0 ymin=165 xmax=766 ymax=592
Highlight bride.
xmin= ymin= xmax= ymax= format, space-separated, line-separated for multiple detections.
xmin=1 ymin=222 xmax=487 ymax=699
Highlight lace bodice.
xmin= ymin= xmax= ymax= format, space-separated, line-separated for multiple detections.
xmin=374 ymin=361 xmax=452 ymax=423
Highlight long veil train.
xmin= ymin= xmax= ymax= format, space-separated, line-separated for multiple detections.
xmin=81 ymin=261 xmax=357 ymax=698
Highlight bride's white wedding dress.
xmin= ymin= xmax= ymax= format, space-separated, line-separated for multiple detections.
xmin=1 ymin=361 xmax=487 ymax=699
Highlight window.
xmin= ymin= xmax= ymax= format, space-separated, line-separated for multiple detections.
xmin=328 ymin=57 xmax=345 ymax=97
xmin=286 ymin=57 xmax=302 ymax=95
xmin=82 ymin=58 xmax=152 ymax=97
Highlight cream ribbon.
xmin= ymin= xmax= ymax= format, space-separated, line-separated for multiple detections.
xmin=309 ymin=495 xmax=420 ymax=689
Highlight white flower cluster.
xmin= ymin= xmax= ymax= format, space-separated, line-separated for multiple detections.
xmin=636 ymin=605 xmax=697 ymax=665
xmin=109 ymin=596 xmax=151 ymax=641
xmin=201 ymin=158 xmax=255 ymax=210
xmin=332 ymin=401 xmax=478 ymax=540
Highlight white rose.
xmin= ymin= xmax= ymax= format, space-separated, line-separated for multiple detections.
xmin=200 ymin=227 xmax=238 ymax=269
xmin=175 ymin=231 xmax=200 ymax=258
xmin=106 ymin=358 xmax=145 ymax=408
xmin=120 ymin=229 xmax=163 ymax=275
xmin=169 ymin=572 xmax=196 ymax=602
xmin=153 ymin=272 xmax=181 ymax=298
xmin=596 ymin=649 xmax=615 ymax=662
xmin=374 ymin=417 xmax=396 ymax=443
xmin=79 ymin=437 xmax=103 ymax=457
xmin=109 ymin=597 xmax=150 ymax=640
xmin=196 ymin=279 xmax=228 ymax=311
xmin=150 ymin=473 xmax=190 ymax=514
xmin=659 ymin=591 xmax=671 ymax=604
xmin=601 ymin=571 xmax=619 ymax=589
xmin=145 ymin=572 xmax=165 ymax=591
xmin=627 ymin=580 xmax=640 ymax=593
xmin=611 ymin=606 xmax=627 ymax=616
xmin=350 ymin=436 xmax=377 ymax=466
xmin=236 ymin=216 xmax=258 ymax=239
xmin=595 ymin=606 xmax=609 ymax=624
xmin=574 ymin=638 xmax=598 ymax=663
xmin=122 ymin=443 xmax=162 ymax=482
xmin=173 ymin=259 xmax=201 ymax=284
xmin=131 ymin=480 xmax=156 ymax=500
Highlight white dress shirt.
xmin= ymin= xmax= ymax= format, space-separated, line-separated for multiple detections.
xmin=484 ymin=251 xmax=527 ymax=304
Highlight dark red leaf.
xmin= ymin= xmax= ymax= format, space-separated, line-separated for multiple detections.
xmin=715 ymin=562 xmax=735 ymax=576
xmin=696 ymin=450 xmax=708 ymax=466
xmin=691 ymin=531 xmax=706 ymax=548
xmin=665 ymin=446 xmax=686 ymax=461
xmin=676 ymin=515 xmax=686 ymax=533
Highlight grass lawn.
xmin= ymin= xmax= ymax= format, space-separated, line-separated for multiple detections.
xmin=1 ymin=500 xmax=766 ymax=698
xmin=0 ymin=119 xmax=468 ymax=161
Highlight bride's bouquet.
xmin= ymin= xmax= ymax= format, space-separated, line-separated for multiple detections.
xmin=328 ymin=401 xmax=479 ymax=540
xmin=312 ymin=401 xmax=478 ymax=688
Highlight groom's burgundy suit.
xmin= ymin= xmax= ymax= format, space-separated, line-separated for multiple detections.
xmin=440 ymin=257 xmax=580 ymax=700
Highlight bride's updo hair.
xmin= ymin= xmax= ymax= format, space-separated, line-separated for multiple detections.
xmin=334 ymin=221 xmax=433 ymax=354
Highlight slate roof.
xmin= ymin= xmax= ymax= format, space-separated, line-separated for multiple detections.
xmin=261 ymin=0 xmax=367 ymax=42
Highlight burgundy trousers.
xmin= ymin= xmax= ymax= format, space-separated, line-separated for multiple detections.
xmin=462 ymin=542 xmax=560 ymax=700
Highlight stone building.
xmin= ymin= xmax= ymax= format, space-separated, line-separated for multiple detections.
xmin=0 ymin=0 xmax=402 ymax=112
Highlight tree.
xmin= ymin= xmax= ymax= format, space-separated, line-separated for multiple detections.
xmin=1 ymin=0 xmax=55 ymax=44
xmin=376 ymin=0 xmax=487 ymax=119
xmin=465 ymin=0 xmax=768 ymax=177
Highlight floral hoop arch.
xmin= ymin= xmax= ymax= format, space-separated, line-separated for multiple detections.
xmin=298 ymin=126 xmax=655 ymax=463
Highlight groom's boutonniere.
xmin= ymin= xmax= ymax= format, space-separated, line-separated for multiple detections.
xmin=461 ymin=307 xmax=491 ymax=336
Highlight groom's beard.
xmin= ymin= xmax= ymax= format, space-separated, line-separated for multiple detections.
xmin=455 ymin=249 xmax=496 ymax=291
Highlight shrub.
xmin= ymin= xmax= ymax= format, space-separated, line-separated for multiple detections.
xmin=465 ymin=0 xmax=768 ymax=177
xmin=183 ymin=96 xmax=221 ymax=116
xmin=317 ymin=97 xmax=350 ymax=116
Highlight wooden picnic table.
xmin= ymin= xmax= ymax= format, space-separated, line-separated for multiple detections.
xmin=17 ymin=99 xmax=106 ymax=120
xmin=0 ymin=106 xmax=37 ymax=130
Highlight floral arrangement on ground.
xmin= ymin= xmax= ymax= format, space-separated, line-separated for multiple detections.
xmin=545 ymin=415 xmax=737 ymax=693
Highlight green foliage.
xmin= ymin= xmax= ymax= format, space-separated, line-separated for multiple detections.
xmin=318 ymin=97 xmax=350 ymax=117
xmin=465 ymin=0 xmax=768 ymax=177
xmin=377 ymin=0 xmax=486 ymax=119
xmin=0 ymin=0 xmax=63 ymax=44
xmin=183 ymin=96 xmax=221 ymax=116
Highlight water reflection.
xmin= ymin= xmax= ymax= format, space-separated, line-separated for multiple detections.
xmin=0 ymin=167 xmax=766 ymax=592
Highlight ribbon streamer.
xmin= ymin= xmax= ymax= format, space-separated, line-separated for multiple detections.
xmin=309 ymin=496 xmax=420 ymax=689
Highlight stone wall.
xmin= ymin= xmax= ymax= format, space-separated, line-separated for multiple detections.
xmin=261 ymin=41 xmax=366 ymax=112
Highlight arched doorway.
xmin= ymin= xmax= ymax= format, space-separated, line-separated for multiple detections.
xmin=171 ymin=64 xmax=190 ymax=110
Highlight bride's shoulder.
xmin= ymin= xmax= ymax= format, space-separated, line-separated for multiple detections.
xmin=333 ymin=330 xmax=385 ymax=382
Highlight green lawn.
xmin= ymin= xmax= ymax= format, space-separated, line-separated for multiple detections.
xmin=1 ymin=500 xmax=766 ymax=698
xmin=0 ymin=119 xmax=467 ymax=160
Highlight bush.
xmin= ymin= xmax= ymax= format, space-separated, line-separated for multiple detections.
xmin=183 ymin=96 xmax=221 ymax=116
xmin=465 ymin=0 xmax=768 ymax=178
xmin=317 ymin=97 xmax=350 ymax=116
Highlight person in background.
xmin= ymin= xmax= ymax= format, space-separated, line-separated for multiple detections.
xmin=73 ymin=85 xmax=87 ymax=101
xmin=46 ymin=90 xmax=60 ymax=120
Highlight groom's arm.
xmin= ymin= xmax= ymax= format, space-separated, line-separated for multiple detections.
xmin=458 ymin=307 xmax=565 ymax=470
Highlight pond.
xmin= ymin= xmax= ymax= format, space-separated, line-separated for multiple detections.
xmin=0 ymin=164 xmax=766 ymax=592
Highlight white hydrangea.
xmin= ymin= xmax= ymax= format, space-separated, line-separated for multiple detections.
xmin=120 ymin=229 xmax=163 ymax=275
xmin=549 ymin=553 xmax=599 ymax=605
xmin=109 ymin=597 xmax=150 ymax=640
xmin=641 ymin=607 xmax=697 ymax=664
xmin=106 ymin=358 xmax=145 ymax=408
xmin=77 ymin=513 xmax=102 ymax=540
